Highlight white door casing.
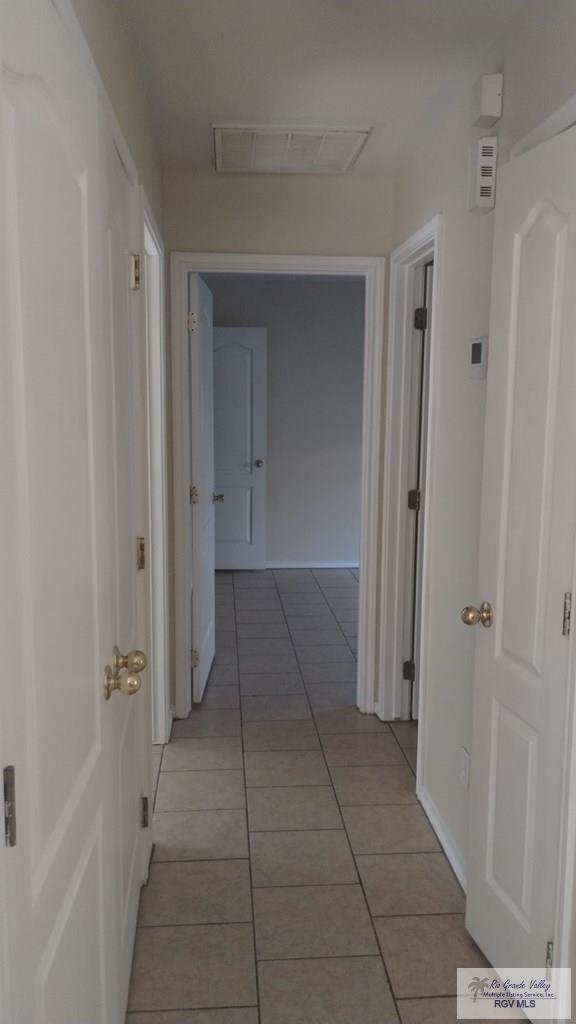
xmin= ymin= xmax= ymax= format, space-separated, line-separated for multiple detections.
xmin=0 ymin=0 xmax=150 ymax=1019
xmin=214 ymin=328 xmax=267 ymax=570
xmin=467 ymin=125 xmax=576 ymax=970
xmin=189 ymin=275 xmax=216 ymax=702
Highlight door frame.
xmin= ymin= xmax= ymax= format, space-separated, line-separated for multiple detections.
xmin=377 ymin=216 xmax=443 ymax=778
xmin=143 ymin=201 xmax=171 ymax=744
xmin=171 ymin=251 xmax=386 ymax=720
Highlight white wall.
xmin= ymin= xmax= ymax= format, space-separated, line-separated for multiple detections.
xmin=71 ymin=0 xmax=162 ymax=220
xmin=393 ymin=0 xmax=576 ymax=882
xmin=205 ymin=275 xmax=365 ymax=565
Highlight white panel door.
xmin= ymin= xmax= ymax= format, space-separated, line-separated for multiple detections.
xmin=189 ymin=276 xmax=216 ymax=701
xmin=0 ymin=1 xmax=150 ymax=1020
xmin=214 ymin=328 xmax=267 ymax=570
xmin=467 ymin=125 xmax=576 ymax=969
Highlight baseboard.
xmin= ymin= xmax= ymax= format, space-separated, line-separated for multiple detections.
xmin=417 ymin=785 xmax=467 ymax=891
xmin=266 ymin=561 xmax=360 ymax=570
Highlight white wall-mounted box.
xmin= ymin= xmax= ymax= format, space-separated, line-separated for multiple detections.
xmin=472 ymin=73 xmax=503 ymax=128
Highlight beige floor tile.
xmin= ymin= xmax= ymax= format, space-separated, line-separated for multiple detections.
xmin=330 ymin=765 xmax=417 ymax=805
xmin=284 ymin=611 xmax=336 ymax=629
xmin=241 ymin=695 xmax=311 ymax=722
xmin=248 ymin=786 xmax=342 ymax=831
xmin=240 ymin=674 xmax=305 ymax=696
xmin=250 ymin=829 xmax=358 ymax=886
xmin=245 ymin=750 xmax=330 ymax=787
xmin=239 ymin=638 xmax=295 ymax=655
xmin=239 ymin=653 xmax=299 ymax=674
xmin=397 ymin=997 xmax=495 ymax=1023
xmin=296 ymin=645 xmax=355 ymax=665
xmin=155 ymin=770 xmax=245 ymax=812
xmin=303 ymin=665 xmax=357 ymax=685
xmin=314 ymin=709 xmax=390 ymax=734
xmin=322 ymin=733 xmax=405 ymax=766
xmin=254 ymin=884 xmax=377 ymax=959
xmin=202 ymin=686 xmax=240 ymax=710
xmin=307 ymin=684 xmax=357 ymax=708
xmin=236 ymin=608 xmax=286 ymax=624
xmin=172 ymin=710 xmax=241 ymax=738
xmin=342 ymin=805 xmax=440 ymax=855
xmin=152 ymin=753 xmax=162 ymax=789
xmin=357 ymin=852 xmax=464 ymax=916
xmin=207 ymin=666 xmax=239 ymax=687
xmin=289 ymin=627 xmax=346 ymax=645
xmin=152 ymin=809 xmax=248 ymax=861
xmin=375 ymin=915 xmax=488 ymax=998
xmin=214 ymin=647 xmax=237 ymax=666
xmin=313 ymin=569 xmax=356 ymax=585
xmin=243 ymin=720 xmax=320 ymax=751
xmin=128 ymin=923 xmax=257 ymax=1011
xmin=161 ymin=738 xmax=242 ymax=772
xmin=390 ymin=722 xmax=419 ymax=749
xmin=258 ymin=957 xmax=398 ymax=1024
xmin=139 ymin=860 xmax=252 ymax=926
xmin=127 ymin=1011 xmax=259 ymax=1024
xmin=405 ymin=748 xmax=417 ymax=772
xmin=237 ymin=622 xmax=290 ymax=639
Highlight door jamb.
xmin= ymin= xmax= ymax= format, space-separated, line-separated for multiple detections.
xmin=143 ymin=198 xmax=172 ymax=744
xmin=377 ymin=215 xmax=443 ymax=773
xmin=171 ymin=252 xmax=386 ymax=720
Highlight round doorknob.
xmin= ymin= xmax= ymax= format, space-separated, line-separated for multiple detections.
xmin=117 ymin=671 xmax=142 ymax=697
xmin=460 ymin=601 xmax=493 ymax=628
xmin=254 ymin=459 xmax=264 ymax=468
xmin=113 ymin=646 xmax=147 ymax=673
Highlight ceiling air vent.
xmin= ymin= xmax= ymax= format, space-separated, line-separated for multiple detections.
xmin=468 ymin=136 xmax=498 ymax=211
xmin=213 ymin=124 xmax=371 ymax=175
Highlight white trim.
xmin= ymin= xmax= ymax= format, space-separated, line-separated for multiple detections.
xmin=143 ymin=201 xmax=172 ymax=744
xmin=378 ymin=216 xmax=442 ymax=726
xmin=171 ymin=252 xmax=386 ymax=718
xmin=266 ymin=562 xmax=360 ymax=570
xmin=418 ymin=787 xmax=467 ymax=890
xmin=511 ymin=92 xmax=576 ymax=160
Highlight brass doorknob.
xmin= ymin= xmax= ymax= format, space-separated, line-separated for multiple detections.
xmin=113 ymin=646 xmax=147 ymax=673
xmin=104 ymin=666 xmax=142 ymax=700
xmin=460 ymin=601 xmax=493 ymax=628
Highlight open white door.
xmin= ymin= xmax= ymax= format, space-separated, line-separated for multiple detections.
xmin=189 ymin=275 xmax=216 ymax=702
xmin=0 ymin=1 xmax=150 ymax=1019
xmin=466 ymin=125 xmax=576 ymax=971
xmin=214 ymin=327 xmax=267 ymax=570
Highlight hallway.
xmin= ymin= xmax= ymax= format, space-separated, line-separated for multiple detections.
xmin=128 ymin=570 xmax=487 ymax=1024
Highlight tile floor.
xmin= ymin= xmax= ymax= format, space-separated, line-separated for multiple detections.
xmin=128 ymin=569 xmax=489 ymax=1024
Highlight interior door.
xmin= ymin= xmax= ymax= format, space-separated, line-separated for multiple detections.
xmin=466 ymin=125 xmax=576 ymax=970
xmin=0 ymin=1 xmax=149 ymax=1020
xmin=106 ymin=127 xmax=152 ymax=1005
xmin=189 ymin=275 xmax=216 ymax=701
xmin=214 ymin=327 xmax=268 ymax=570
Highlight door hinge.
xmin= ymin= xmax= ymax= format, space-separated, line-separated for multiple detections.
xmin=403 ymin=660 xmax=416 ymax=683
xmin=562 ymin=591 xmax=571 ymax=636
xmin=3 ymin=766 xmax=16 ymax=848
xmin=546 ymin=939 xmax=554 ymax=970
xmin=414 ymin=306 xmax=428 ymax=331
xmin=192 ymin=649 xmax=199 ymax=669
xmin=187 ymin=312 xmax=198 ymax=333
xmin=408 ymin=489 xmax=421 ymax=511
xmin=190 ymin=484 xmax=199 ymax=505
xmin=141 ymin=795 xmax=149 ymax=829
xmin=136 ymin=536 xmax=146 ymax=571
xmin=130 ymin=253 xmax=141 ymax=291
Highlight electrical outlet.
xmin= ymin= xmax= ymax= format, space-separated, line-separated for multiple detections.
xmin=460 ymin=747 xmax=470 ymax=790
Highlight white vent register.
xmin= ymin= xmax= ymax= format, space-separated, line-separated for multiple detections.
xmin=468 ymin=136 xmax=498 ymax=211
xmin=213 ymin=124 xmax=371 ymax=174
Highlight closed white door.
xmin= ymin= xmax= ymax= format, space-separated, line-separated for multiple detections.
xmin=466 ymin=125 xmax=576 ymax=970
xmin=214 ymin=328 xmax=268 ymax=570
xmin=0 ymin=1 xmax=150 ymax=1020
xmin=189 ymin=275 xmax=216 ymax=701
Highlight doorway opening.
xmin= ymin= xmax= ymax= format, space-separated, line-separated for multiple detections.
xmin=171 ymin=253 xmax=386 ymax=720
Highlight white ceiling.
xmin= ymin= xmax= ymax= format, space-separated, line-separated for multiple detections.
xmin=121 ymin=0 xmax=528 ymax=172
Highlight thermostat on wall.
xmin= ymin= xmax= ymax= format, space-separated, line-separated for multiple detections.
xmin=470 ymin=336 xmax=488 ymax=378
